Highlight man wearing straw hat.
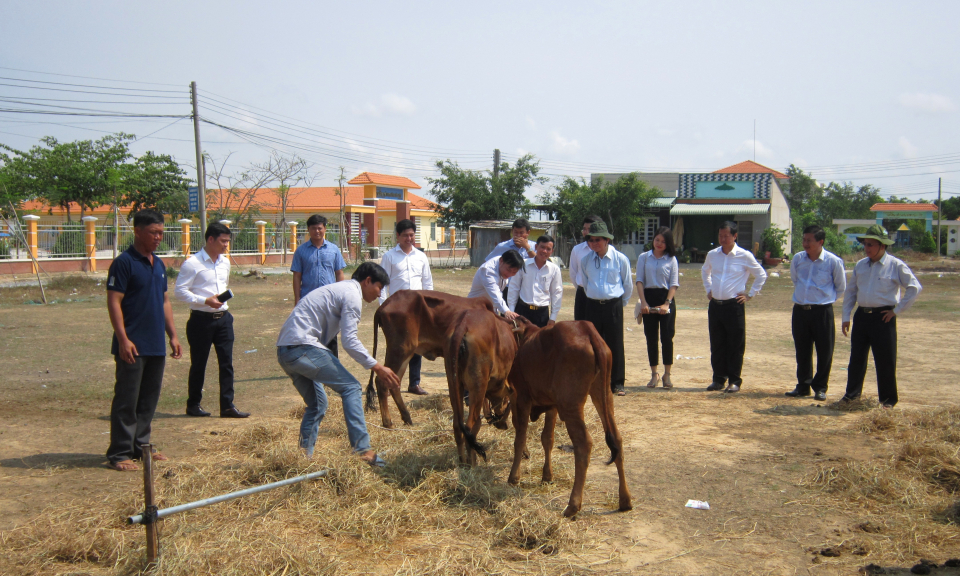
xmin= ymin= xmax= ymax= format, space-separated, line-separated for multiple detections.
xmin=840 ymin=225 xmax=922 ymax=408
xmin=579 ymin=221 xmax=633 ymax=395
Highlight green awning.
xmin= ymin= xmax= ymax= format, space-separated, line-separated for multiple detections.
xmin=650 ymin=197 xmax=676 ymax=208
xmin=670 ymin=203 xmax=769 ymax=216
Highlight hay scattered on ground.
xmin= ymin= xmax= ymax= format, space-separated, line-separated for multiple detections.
xmin=826 ymin=396 xmax=878 ymax=412
xmin=0 ymin=401 xmax=621 ymax=575
xmin=802 ymin=405 xmax=960 ymax=564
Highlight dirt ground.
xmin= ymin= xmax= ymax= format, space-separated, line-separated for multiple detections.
xmin=1 ymin=261 xmax=959 ymax=575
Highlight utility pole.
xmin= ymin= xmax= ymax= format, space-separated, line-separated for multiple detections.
xmin=937 ymin=177 xmax=942 ymax=258
xmin=493 ymin=149 xmax=501 ymax=178
xmin=190 ymin=81 xmax=207 ymax=234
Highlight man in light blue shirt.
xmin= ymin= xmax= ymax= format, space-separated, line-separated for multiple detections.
xmin=484 ymin=218 xmax=537 ymax=262
xmin=291 ymin=214 xmax=347 ymax=357
xmin=579 ymin=221 xmax=633 ymax=395
xmin=785 ymin=225 xmax=847 ymax=402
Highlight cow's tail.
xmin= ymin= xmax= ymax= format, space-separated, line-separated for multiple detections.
xmin=451 ymin=318 xmax=487 ymax=460
xmin=587 ymin=325 xmax=620 ymax=466
xmin=365 ymin=310 xmax=381 ymax=412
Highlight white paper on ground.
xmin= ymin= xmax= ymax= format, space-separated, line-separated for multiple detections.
xmin=685 ymin=499 xmax=710 ymax=510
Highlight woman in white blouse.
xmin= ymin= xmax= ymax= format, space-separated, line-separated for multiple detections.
xmin=634 ymin=227 xmax=680 ymax=388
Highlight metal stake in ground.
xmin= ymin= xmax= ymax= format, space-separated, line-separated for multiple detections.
xmin=140 ymin=444 xmax=159 ymax=565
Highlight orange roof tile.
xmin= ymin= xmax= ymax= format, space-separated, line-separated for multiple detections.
xmin=347 ymin=172 xmax=422 ymax=189
xmin=869 ymin=203 xmax=938 ymax=212
xmin=713 ymin=160 xmax=789 ymax=180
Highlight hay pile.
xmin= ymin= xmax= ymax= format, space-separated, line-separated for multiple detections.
xmin=0 ymin=400 xmax=624 ymax=575
xmin=803 ymin=405 xmax=960 ymax=563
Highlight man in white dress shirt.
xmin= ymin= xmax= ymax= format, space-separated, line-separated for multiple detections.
xmin=701 ymin=221 xmax=767 ymax=394
xmin=379 ymin=219 xmax=434 ymax=395
xmin=569 ymin=215 xmax=604 ymax=321
xmin=785 ymin=225 xmax=846 ymax=402
xmin=507 ymin=234 xmax=563 ymax=327
xmin=467 ymin=250 xmax=524 ymax=320
xmin=276 ymin=262 xmax=401 ymax=465
xmin=175 ymin=222 xmax=249 ymax=418
xmin=484 ymin=218 xmax=537 ymax=262
xmin=840 ymin=225 xmax=922 ymax=408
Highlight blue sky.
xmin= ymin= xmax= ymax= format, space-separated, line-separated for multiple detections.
xmin=2 ymin=1 xmax=958 ymax=200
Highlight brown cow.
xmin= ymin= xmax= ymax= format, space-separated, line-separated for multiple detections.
xmin=365 ymin=290 xmax=494 ymax=428
xmin=443 ymin=309 xmax=517 ymax=465
xmin=507 ymin=318 xmax=632 ymax=517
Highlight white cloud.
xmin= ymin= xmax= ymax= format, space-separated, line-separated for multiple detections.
xmin=516 ymin=147 xmax=529 ymax=156
xmin=350 ymin=93 xmax=417 ymax=117
xmin=898 ymin=136 xmax=919 ymax=158
xmin=526 ymin=116 xmax=536 ymax=130
xmin=736 ymin=139 xmax=773 ymax=159
xmin=898 ymin=92 xmax=956 ymax=113
xmin=550 ymin=130 xmax=580 ymax=155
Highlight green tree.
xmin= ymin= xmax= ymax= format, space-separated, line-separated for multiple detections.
xmin=429 ymin=154 xmax=545 ymax=229
xmin=936 ymin=196 xmax=960 ymax=221
xmin=123 ymin=151 xmax=191 ymax=218
xmin=783 ymin=164 xmax=821 ymax=214
xmin=538 ymin=173 xmax=661 ymax=243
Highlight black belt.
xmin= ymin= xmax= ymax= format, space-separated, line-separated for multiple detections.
xmin=192 ymin=310 xmax=226 ymax=319
xmin=710 ymin=298 xmax=740 ymax=305
xmin=518 ymin=299 xmax=545 ymax=311
xmin=589 ymin=297 xmax=617 ymax=305
xmin=858 ymin=306 xmax=893 ymax=314
xmin=795 ymin=303 xmax=832 ymax=310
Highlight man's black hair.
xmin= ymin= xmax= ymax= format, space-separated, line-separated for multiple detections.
xmin=654 ymin=226 xmax=676 ymax=258
xmin=803 ymin=224 xmax=826 ymax=242
xmin=352 ymin=262 xmax=390 ymax=286
xmin=396 ymin=219 xmax=416 ymax=234
xmin=306 ymin=214 xmax=328 ymax=228
xmin=512 ymin=218 xmax=531 ymax=232
xmin=205 ymin=222 xmax=232 ymax=241
xmin=133 ymin=209 xmax=165 ymax=228
xmin=536 ymin=234 xmax=555 ymax=247
xmin=719 ymin=221 xmax=739 ymax=236
xmin=500 ymin=249 xmax=524 ymax=270
xmin=582 ymin=215 xmax=603 ymax=226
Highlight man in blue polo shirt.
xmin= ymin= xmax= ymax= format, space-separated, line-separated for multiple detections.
xmin=105 ymin=209 xmax=183 ymax=471
xmin=292 ymin=214 xmax=347 ymax=356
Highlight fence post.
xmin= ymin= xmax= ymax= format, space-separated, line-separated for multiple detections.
xmin=255 ymin=221 xmax=267 ymax=265
xmin=82 ymin=216 xmax=98 ymax=272
xmin=178 ymin=219 xmax=193 ymax=258
xmin=449 ymin=227 xmax=455 ymax=249
xmin=287 ymin=221 xmax=298 ymax=258
xmin=23 ymin=215 xmax=40 ymax=273
xmin=219 ymin=220 xmax=232 ymax=255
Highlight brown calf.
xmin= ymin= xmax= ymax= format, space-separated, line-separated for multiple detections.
xmin=507 ymin=319 xmax=632 ymax=517
xmin=366 ymin=290 xmax=493 ymax=428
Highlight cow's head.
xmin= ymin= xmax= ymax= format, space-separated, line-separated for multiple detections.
xmin=508 ymin=315 xmax=541 ymax=345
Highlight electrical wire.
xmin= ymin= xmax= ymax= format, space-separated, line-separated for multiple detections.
xmin=0 ymin=65 xmax=183 ymax=87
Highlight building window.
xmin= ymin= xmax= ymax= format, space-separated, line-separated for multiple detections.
xmin=430 ymin=222 xmax=436 ymax=241
xmin=414 ymin=217 xmax=423 ymax=243
xmin=736 ymin=220 xmax=754 ymax=250
xmin=622 ymin=217 xmax=659 ymax=246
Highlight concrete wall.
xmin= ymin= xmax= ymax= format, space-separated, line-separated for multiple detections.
xmin=768 ymin=180 xmax=793 ymax=251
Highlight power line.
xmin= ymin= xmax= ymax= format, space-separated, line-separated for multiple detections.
xmin=0 ymin=81 xmax=187 ymax=98
xmin=0 ymin=75 xmax=184 ymax=93
xmin=0 ymin=65 xmax=183 ymax=87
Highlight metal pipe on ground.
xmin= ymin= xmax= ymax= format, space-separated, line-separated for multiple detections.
xmin=127 ymin=469 xmax=328 ymax=525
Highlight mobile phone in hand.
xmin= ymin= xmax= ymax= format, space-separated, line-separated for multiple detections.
xmin=218 ymin=289 xmax=234 ymax=302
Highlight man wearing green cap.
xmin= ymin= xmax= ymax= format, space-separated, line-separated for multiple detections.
xmin=579 ymin=221 xmax=633 ymax=395
xmin=840 ymin=225 xmax=922 ymax=407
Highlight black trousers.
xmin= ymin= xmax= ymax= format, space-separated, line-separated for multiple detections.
xmin=844 ymin=307 xmax=898 ymax=406
xmin=584 ymin=298 xmax=625 ymax=392
xmin=573 ymin=286 xmax=586 ymax=321
xmin=186 ymin=311 xmax=235 ymax=410
xmin=641 ymin=288 xmax=675 ymax=367
xmin=792 ymin=304 xmax=835 ymax=393
xmin=708 ymin=299 xmax=746 ymax=386
xmin=408 ymin=354 xmax=422 ymax=387
xmin=515 ymin=299 xmax=550 ymax=328
xmin=107 ymin=355 xmax=165 ymax=464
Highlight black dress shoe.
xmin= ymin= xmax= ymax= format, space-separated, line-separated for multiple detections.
xmin=186 ymin=405 xmax=211 ymax=417
xmin=813 ymin=391 xmax=827 ymax=401
xmin=785 ymin=387 xmax=811 ymax=397
xmin=839 ymin=394 xmax=860 ymax=403
xmin=706 ymin=382 xmax=725 ymax=391
xmin=724 ymin=384 xmax=741 ymax=393
xmin=408 ymin=385 xmax=429 ymax=396
xmin=221 ymin=407 xmax=250 ymax=418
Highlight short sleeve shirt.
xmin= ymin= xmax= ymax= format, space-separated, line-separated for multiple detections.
xmin=107 ymin=245 xmax=168 ymax=356
xmin=291 ymin=240 xmax=347 ymax=298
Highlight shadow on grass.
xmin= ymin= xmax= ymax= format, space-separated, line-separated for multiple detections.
xmin=96 ymin=411 xmax=182 ymax=421
xmin=1 ymin=452 xmax=104 ymax=469
xmin=755 ymin=404 xmax=845 ymax=417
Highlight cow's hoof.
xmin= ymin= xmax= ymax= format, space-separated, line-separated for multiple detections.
xmin=381 ymin=421 xmax=395 ymax=430
xmin=541 ymin=475 xmax=553 ymax=484
xmin=494 ymin=420 xmax=508 ymax=430
xmin=562 ymin=505 xmax=580 ymax=518
xmin=401 ymin=415 xmax=414 ymax=426
xmin=522 ymin=449 xmax=530 ymax=460
xmin=619 ymin=500 xmax=633 ymax=512
xmin=507 ymin=476 xmax=520 ymax=486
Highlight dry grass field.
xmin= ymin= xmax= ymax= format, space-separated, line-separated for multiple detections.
xmin=0 ymin=262 xmax=959 ymax=575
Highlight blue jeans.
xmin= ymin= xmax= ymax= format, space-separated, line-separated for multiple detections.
xmin=276 ymin=345 xmax=372 ymax=456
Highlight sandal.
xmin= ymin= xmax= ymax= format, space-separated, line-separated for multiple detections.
xmin=647 ymin=374 xmax=660 ymax=388
xmin=662 ymin=375 xmax=673 ymax=389
xmin=108 ymin=459 xmax=139 ymax=472
xmin=616 ymin=390 xmax=626 ymax=397
xmin=361 ymin=452 xmax=386 ymax=468
xmin=151 ymin=451 xmax=169 ymax=461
